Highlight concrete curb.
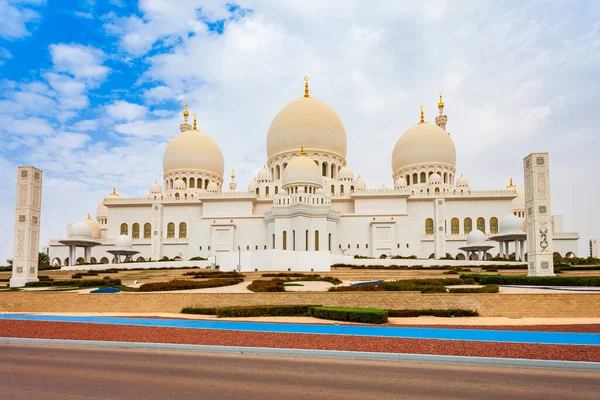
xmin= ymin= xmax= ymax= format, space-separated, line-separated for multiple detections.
xmin=2 ymin=337 xmax=599 ymax=372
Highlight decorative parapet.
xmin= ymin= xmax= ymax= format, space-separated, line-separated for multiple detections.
xmin=553 ymin=232 xmax=580 ymax=239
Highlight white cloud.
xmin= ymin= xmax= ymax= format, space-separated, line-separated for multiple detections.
xmin=49 ymin=43 xmax=110 ymax=81
xmin=0 ymin=47 xmax=12 ymax=66
xmin=143 ymin=85 xmax=174 ymax=103
xmin=74 ymin=11 xmax=93 ymax=19
xmin=105 ymin=100 xmax=148 ymax=121
xmin=0 ymin=0 xmax=43 ymax=40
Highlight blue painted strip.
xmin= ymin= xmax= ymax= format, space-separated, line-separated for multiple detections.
xmin=1 ymin=314 xmax=598 ymax=346
xmin=498 ymin=285 xmax=600 ymax=293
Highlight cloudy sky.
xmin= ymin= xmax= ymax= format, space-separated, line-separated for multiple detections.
xmin=0 ymin=0 xmax=598 ymax=262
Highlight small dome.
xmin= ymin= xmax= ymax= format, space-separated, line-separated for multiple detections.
xmin=500 ymin=215 xmax=525 ymax=234
xmin=150 ymin=181 xmax=162 ymax=193
xmin=392 ymin=122 xmax=456 ymax=175
xmin=69 ymin=221 xmax=92 ymax=239
xmin=281 ymin=153 xmax=322 ymax=188
xmin=297 ymin=186 xmax=306 ymax=194
xmin=466 ymin=230 xmax=486 ymax=245
xmin=257 ymin=166 xmax=272 ymax=182
xmin=429 ymin=173 xmax=442 ymax=184
xmin=163 ymin=128 xmax=224 ymax=178
xmin=174 ymin=178 xmax=186 ymax=190
xmin=353 ymin=175 xmax=366 ymax=190
xmin=84 ymin=215 xmax=101 ymax=239
xmin=456 ymin=174 xmax=470 ymax=187
xmin=316 ymin=187 xmax=324 ymax=195
xmin=512 ymin=186 xmax=525 ymax=209
xmin=338 ymin=165 xmax=354 ymax=180
xmin=96 ymin=201 xmax=108 ymax=217
xmin=207 ymin=181 xmax=219 ymax=192
xmin=115 ymin=234 xmax=133 ymax=249
xmin=267 ymin=96 xmax=347 ymax=160
xmin=248 ymin=178 xmax=257 ymax=192
xmin=394 ymin=177 xmax=407 ymax=188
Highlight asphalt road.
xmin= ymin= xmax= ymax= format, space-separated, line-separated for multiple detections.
xmin=0 ymin=345 xmax=598 ymax=400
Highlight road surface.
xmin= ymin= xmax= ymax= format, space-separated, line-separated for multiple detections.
xmin=0 ymin=345 xmax=598 ymax=399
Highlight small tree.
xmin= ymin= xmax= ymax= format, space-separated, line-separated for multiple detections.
xmin=38 ymin=252 xmax=50 ymax=267
xmin=7 ymin=259 xmax=12 ymax=266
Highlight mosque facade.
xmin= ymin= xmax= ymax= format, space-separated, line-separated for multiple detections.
xmin=48 ymin=79 xmax=580 ymax=267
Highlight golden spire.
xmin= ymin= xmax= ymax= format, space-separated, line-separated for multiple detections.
xmin=299 ymin=146 xmax=307 ymax=156
xmin=193 ymin=112 xmax=197 ymax=130
xmin=111 ymin=187 xmax=118 ymax=196
xmin=183 ymin=103 xmax=189 ymax=119
xmin=304 ymin=76 xmax=309 ymax=98
xmin=343 ymin=161 xmax=347 ymax=167
xmin=87 ymin=213 xmax=91 ymax=220
xmin=231 ymin=169 xmax=235 ymax=180
xmin=438 ymin=92 xmax=444 ymax=110
xmin=420 ymin=105 xmax=425 ymax=123
xmin=506 ymin=177 xmax=516 ymax=188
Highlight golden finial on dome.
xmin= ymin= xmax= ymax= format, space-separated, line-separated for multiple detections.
xmin=111 ymin=187 xmax=118 ymax=196
xmin=193 ymin=112 xmax=197 ymax=130
xmin=506 ymin=177 xmax=516 ymax=188
xmin=343 ymin=161 xmax=347 ymax=167
xmin=299 ymin=146 xmax=307 ymax=156
xmin=438 ymin=92 xmax=444 ymax=110
xmin=183 ymin=103 xmax=189 ymax=119
xmin=304 ymin=76 xmax=309 ymax=98
xmin=231 ymin=169 xmax=235 ymax=180
xmin=87 ymin=213 xmax=91 ymax=220
xmin=420 ymin=105 xmax=425 ymax=123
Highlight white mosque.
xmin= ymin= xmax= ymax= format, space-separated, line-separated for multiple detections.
xmin=48 ymin=78 xmax=579 ymax=270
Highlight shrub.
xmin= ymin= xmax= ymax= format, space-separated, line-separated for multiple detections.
xmin=378 ymin=281 xmax=447 ymax=293
xmin=25 ymin=279 xmax=121 ymax=288
xmin=387 ymin=309 xmax=479 ymax=318
xmin=309 ymin=307 xmax=388 ymax=324
xmin=38 ymin=275 xmax=53 ymax=282
xmin=216 ymin=305 xmax=320 ymax=318
xmin=481 ymin=264 xmax=527 ymax=270
xmin=181 ymin=307 xmax=217 ymax=315
xmin=183 ymin=271 xmax=244 ymax=278
xmin=189 ymin=256 xmax=208 ymax=261
xmin=329 ymin=284 xmax=382 ymax=292
xmin=247 ymin=279 xmax=285 ymax=292
xmin=390 ymin=255 xmax=418 ymax=259
xmin=262 ymin=273 xmax=318 ymax=278
xmin=462 ymin=274 xmax=600 ymax=286
xmin=71 ymin=274 xmax=82 ymax=279
xmin=139 ymin=278 xmax=243 ymax=292
xmin=353 ymin=255 xmax=375 ymax=259
xmin=448 ymin=284 xmax=499 ymax=293
xmin=442 ymin=270 xmax=459 ymax=275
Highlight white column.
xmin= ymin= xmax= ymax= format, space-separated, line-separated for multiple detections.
xmin=69 ymin=246 xmax=76 ymax=266
xmin=515 ymin=240 xmax=520 ymax=261
xmin=84 ymin=247 xmax=91 ymax=263
xmin=499 ymin=242 xmax=504 ymax=258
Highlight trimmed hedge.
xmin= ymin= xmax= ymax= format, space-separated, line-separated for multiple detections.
xmin=262 ymin=273 xmax=319 ymax=278
xmin=387 ymin=309 xmax=479 ymax=317
xmin=247 ymin=279 xmax=285 ymax=292
xmin=462 ymin=274 xmax=600 ymax=286
xmin=378 ymin=281 xmax=447 ymax=293
xmin=139 ymin=278 xmax=243 ymax=292
xmin=25 ymin=278 xmax=121 ymax=288
xmin=309 ymin=307 xmax=388 ymax=324
xmin=183 ymin=271 xmax=244 ymax=278
xmin=448 ymin=284 xmax=499 ymax=293
xmin=216 ymin=305 xmax=320 ymax=318
xmin=181 ymin=307 xmax=217 ymax=315
xmin=329 ymin=284 xmax=382 ymax=292
xmin=329 ymin=278 xmax=476 ymax=293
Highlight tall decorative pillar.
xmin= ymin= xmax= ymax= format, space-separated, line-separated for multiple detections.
xmin=433 ymin=199 xmax=446 ymax=259
xmin=151 ymin=203 xmax=164 ymax=261
xmin=10 ymin=166 xmax=43 ymax=287
xmin=524 ymin=153 xmax=554 ymax=276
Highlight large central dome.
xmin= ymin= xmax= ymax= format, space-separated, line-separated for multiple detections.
xmin=163 ymin=128 xmax=224 ymax=178
xmin=266 ymin=96 xmax=347 ymax=160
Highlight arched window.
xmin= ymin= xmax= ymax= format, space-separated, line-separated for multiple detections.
xmin=331 ymin=164 xmax=336 ymax=178
xmin=204 ymin=178 xmax=209 ymax=189
xmin=351 ymin=185 xmax=355 ymax=192
xmin=189 ymin=178 xmax=195 ymax=188
xmin=443 ymin=172 xmax=448 ymax=184
xmin=328 ymin=233 xmax=332 ymax=251
xmin=406 ymin=175 xmax=410 ymax=185
xmin=434 ymin=187 xmax=440 ymax=194
xmin=169 ymin=179 xmax=173 ymax=190
xmin=322 ymin=162 xmax=328 ymax=177
xmin=305 ymin=230 xmax=309 ymax=251
xmin=420 ymin=172 xmax=426 ymax=183
xmin=120 ymin=223 xmax=128 ymax=235
xmin=276 ymin=165 xmax=281 ymax=180
xmin=428 ymin=171 xmax=433 ymax=177
xmin=451 ymin=218 xmax=459 ymax=235
xmin=340 ymin=185 xmax=344 ymax=194
xmin=265 ymin=186 xmax=269 ymax=195
xmin=272 ymin=234 xmax=275 ymax=249
xmin=100 ymin=257 xmax=109 ymax=264
xmin=282 ymin=231 xmax=287 ymax=250
xmin=425 ymin=218 xmax=434 ymax=235
xmin=179 ymin=222 xmax=187 ymax=239
xmin=331 ymin=185 xmax=335 ymax=194
xmin=132 ymin=223 xmax=140 ymax=239
xmin=175 ymin=193 xmax=180 ymax=200
xmin=464 ymin=218 xmax=472 ymax=234
xmin=182 ymin=177 xmax=187 ymax=187
xmin=293 ymin=230 xmax=296 ymax=251
xmin=256 ymin=187 xmax=260 ymax=195
xmin=144 ymin=223 xmax=151 ymax=239
xmin=314 ymin=230 xmax=319 ymax=251
xmin=167 ymin=222 xmax=175 ymax=238
xmin=412 ymin=173 xmax=418 ymax=185
xmin=477 ymin=217 xmax=485 ymax=233
xmin=275 ymin=186 xmax=278 ymax=194
xmin=490 ymin=217 xmax=499 ymax=234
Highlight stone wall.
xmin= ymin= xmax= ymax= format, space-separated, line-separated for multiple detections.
xmin=1 ymin=292 xmax=599 ymax=317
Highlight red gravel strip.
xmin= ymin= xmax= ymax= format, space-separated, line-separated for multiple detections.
xmin=1 ymin=320 xmax=598 ymax=362
xmin=385 ymin=324 xmax=600 ymax=333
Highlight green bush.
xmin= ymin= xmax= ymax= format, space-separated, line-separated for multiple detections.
xmin=189 ymin=256 xmax=208 ymax=261
xmin=390 ymin=255 xmax=418 ymax=259
xmin=247 ymin=279 xmax=285 ymax=292
xmin=309 ymin=307 xmax=388 ymax=324
xmin=25 ymin=278 xmax=121 ymax=288
xmin=329 ymin=284 xmax=382 ymax=292
xmin=181 ymin=307 xmax=217 ymax=315
xmin=216 ymin=305 xmax=320 ymax=318
xmin=442 ymin=270 xmax=459 ymax=274
xmin=38 ymin=275 xmax=53 ymax=282
xmin=262 ymin=273 xmax=318 ymax=278
xmin=448 ymin=284 xmax=499 ymax=293
xmin=183 ymin=271 xmax=244 ymax=278
xmin=387 ymin=309 xmax=479 ymax=317
xmin=139 ymin=278 xmax=243 ymax=292
xmin=462 ymin=274 xmax=600 ymax=287
xmin=378 ymin=281 xmax=447 ymax=293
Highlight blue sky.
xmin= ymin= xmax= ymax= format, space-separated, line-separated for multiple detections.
xmin=0 ymin=0 xmax=599 ymax=261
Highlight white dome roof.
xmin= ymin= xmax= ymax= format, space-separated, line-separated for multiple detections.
xmin=96 ymin=201 xmax=108 ymax=217
xmin=316 ymin=187 xmax=324 ymax=194
xmin=392 ymin=122 xmax=456 ymax=174
xmin=267 ymin=96 xmax=347 ymax=160
xmin=281 ymin=153 xmax=322 ymax=187
xmin=512 ymin=186 xmax=525 ymax=209
xmin=174 ymin=178 xmax=186 ymax=190
xmin=500 ymin=215 xmax=525 ymax=233
xmin=257 ymin=166 xmax=272 ymax=182
xmin=338 ymin=165 xmax=354 ymax=180
xmin=394 ymin=177 xmax=407 ymax=188
xmin=248 ymin=178 xmax=257 ymax=192
xmin=429 ymin=173 xmax=442 ymax=184
xmin=84 ymin=215 xmax=101 ymax=239
xmin=69 ymin=221 xmax=92 ymax=239
xmin=456 ymin=174 xmax=469 ymax=187
xmin=466 ymin=230 xmax=487 ymax=245
xmin=150 ymin=181 xmax=162 ymax=193
xmin=207 ymin=181 xmax=219 ymax=191
xmin=115 ymin=234 xmax=133 ymax=249
xmin=353 ymin=175 xmax=366 ymax=190
xmin=163 ymin=128 xmax=224 ymax=178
